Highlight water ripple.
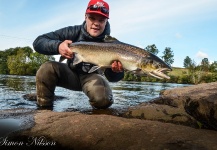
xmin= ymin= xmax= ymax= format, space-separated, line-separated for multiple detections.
xmin=0 ymin=75 xmax=189 ymax=113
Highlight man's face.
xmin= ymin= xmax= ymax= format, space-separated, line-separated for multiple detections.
xmin=85 ymin=13 xmax=108 ymax=37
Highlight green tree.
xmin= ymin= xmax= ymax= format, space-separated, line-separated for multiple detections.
xmin=161 ymin=47 xmax=174 ymax=66
xmin=0 ymin=47 xmax=21 ymax=74
xmin=188 ymin=60 xmax=199 ymax=84
xmin=210 ymin=61 xmax=217 ymax=72
xmin=7 ymin=48 xmax=30 ymax=75
xmin=145 ymin=44 xmax=159 ymax=55
xmin=200 ymin=58 xmax=209 ymax=72
xmin=28 ymin=52 xmax=55 ymax=75
xmin=183 ymin=56 xmax=192 ymax=68
xmin=0 ymin=51 xmax=8 ymax=74
xmin=5 ymin=46 xmax=55 ymax=75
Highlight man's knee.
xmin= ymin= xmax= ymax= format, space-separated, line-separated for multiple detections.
xmin=89 ymin=94 xmax=114 ymax=109
xmin=36 ymin=61 xmax=57 ymax=78
xmin=81 ymin=74 xmax=114 ymax=109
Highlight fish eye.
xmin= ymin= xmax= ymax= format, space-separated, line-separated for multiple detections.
xmin=156 ymin=63 xmax=161 ymax=68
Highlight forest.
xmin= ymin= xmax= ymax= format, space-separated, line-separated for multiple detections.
xmin=0 ymin=46 xmax=54 ymax=75
xmin=1 ymin=45 xmax=217 ymax=84
xmin=123 ymin=44 xmax=217 ymax=84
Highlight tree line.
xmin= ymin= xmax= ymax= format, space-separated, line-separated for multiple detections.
xmin=1 ymin=45 xmax=217 ymax=84
xmin=123 ymin=44 xmax=217 ymax=84
xmin=0 ymin=45 xmax=174 ymax=76
xmin=182 ymin=56 xmax=217 ymax=84
xmin=0 ymin=47 xmax=54 ymax=75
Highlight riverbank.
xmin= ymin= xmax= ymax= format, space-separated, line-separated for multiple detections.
xmin=123 ymin=67 xmax=217 ymax=84
xmin=1 ymin=82 xmax=217 ymax=149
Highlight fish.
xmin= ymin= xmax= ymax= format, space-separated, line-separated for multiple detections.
xmin=59 ymin=35 xmax=172 ymax=79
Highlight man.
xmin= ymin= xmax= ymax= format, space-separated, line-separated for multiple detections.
xmin=33 ymin=0 xmax=124 ymax=109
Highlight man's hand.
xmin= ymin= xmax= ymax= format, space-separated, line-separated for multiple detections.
xmin=111 ymin=61 xmax=123 ymax=73
xmin=58 ymin=40 xmax=73 ymax=59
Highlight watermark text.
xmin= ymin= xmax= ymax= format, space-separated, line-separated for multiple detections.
xmin=0 ymin=136 xmax=56 ymax=147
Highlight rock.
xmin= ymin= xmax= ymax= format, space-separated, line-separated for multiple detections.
xmin=2 ymin=82 xmax=217 ymax=149
xmin=124 ymin=82 xmax=217 ymax=130
xmin=123 ymin=103 xmax=199 ymax=128
xmin=0 ymin=108 xmax=35 ymax=137
xmin=7 ymin=110 xmax=217 ymax=150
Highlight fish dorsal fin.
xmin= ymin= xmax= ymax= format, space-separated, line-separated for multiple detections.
xmin=104 ymin=35 xmax=119 ymax=43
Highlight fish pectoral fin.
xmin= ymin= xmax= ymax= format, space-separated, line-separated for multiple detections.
xmin=72 ymin=53 xmax=83 ymax=65
xmin=88 ymin=65 xmax=111 ymax=73
xmin=88 ymin=66 xmax=101 ymax=73
xmin=104 ymin=35 xmax=119 ymax=43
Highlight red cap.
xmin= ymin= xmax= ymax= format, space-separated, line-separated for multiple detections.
xmin=86 ymin=0 xmax=109 ymax=18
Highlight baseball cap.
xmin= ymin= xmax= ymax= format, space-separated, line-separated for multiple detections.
xmin=86 ymin=0 xmax=109 ymax=18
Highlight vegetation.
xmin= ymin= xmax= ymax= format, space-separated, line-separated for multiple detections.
xmin=161 ymin=47 xmax=174 ymax=67
xmin=123 ymin=66 xmax=217 ymax=84
xmin=0 ymin=47 xmax=54 ymax=75
xmin=145 ymin=44 xmax=159 ymax=55
xmin=1 ymin=45 xmax=217 ymax=84
xmin=124 ymin=60 xmax=217 ymax=85
xmin=123 ymin=45 xmax=217 ymax=84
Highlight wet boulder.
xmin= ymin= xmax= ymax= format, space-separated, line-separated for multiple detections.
xmin=7 ymin=110 xmax=217 ymax=150
xmin=124 ymin=82 xmax=217 ymax=130
xmin=123 ymin=102 xmax=199 ymax=128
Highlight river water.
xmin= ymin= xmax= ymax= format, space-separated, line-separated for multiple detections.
xmin=0 ymin=75 xmax=190 ymax=114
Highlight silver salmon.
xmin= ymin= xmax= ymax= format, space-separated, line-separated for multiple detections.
xmin=60 ymin=35 xmax=172 ymax=79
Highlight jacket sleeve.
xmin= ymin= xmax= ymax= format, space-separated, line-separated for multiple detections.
xmin=104 ymin=68 xmax=124 ymax=82
xmin=33 ymin=26 xmax=81 ymax=55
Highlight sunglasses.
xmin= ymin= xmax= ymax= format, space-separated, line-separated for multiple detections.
xmin=87 ymin=5 xmax=109 ymax=14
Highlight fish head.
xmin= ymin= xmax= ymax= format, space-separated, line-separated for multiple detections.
xmin=139 ymin=53 xmax=172 ymax=79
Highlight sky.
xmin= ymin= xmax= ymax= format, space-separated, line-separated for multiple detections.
xmin=0 ymin=0 xmax=217 ymax=67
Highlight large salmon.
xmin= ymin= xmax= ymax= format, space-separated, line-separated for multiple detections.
xmin=60 ymin=35 xmax=172 ymax=79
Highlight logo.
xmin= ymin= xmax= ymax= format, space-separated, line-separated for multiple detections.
xmin=95 ymin=2 xmax=104 ymax=7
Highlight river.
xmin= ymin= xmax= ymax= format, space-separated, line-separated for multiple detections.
xmin=0 ymin=75 xmax=190 ymax=114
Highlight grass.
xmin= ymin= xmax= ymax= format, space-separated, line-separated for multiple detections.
xmin=168 ymin=67 xmax=188 ymax=76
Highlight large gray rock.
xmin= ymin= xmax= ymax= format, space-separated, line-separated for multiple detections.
xmin=8 ymin=110 xmax=217 ymax=150
xmin=123 ymin=103 xmax=199 ymax=128
xmin=124 ymin=82 xmax=217 ymax=130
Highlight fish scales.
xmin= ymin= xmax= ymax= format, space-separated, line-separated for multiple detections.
xmin=72 ymin=41 xmax=146 ymax=59
xmin=60 ymin=35 xmax=172 ymax=79
xmin=71 ymin=42 xmax=142 ymax=62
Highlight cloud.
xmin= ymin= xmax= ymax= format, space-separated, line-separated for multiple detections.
xmin=175 ymin=33 xmax=182 ymax=39
xmin=196 ymin=51 xmax=208 ymax=59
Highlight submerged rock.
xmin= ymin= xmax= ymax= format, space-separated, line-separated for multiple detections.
xmin=0 ymin=108 xmax=35 ymax=137
xmin=23 ymin=93 xmax=66 ymax=101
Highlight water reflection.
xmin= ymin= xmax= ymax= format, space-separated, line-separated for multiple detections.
xmin=0 ymin=75 xmax=35 ymax=92
xmin=0 ymin=75 xmax=189 ymax=113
